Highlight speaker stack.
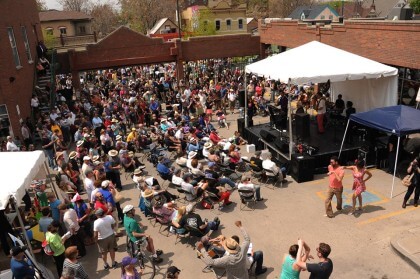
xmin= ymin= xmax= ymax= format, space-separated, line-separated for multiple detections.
xmin=259 ymin=129 xmax=277 ymax=143
xmin=295 ymin=113 xmax=310 ymax=139
xmin=291 ymin=153 xmax=315 ymax=183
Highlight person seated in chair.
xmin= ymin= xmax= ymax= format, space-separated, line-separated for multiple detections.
xmin=262 ymin=152 xmax=286 ymax=182
xmin=157 ymin=157 xmax=173 ymax=181
xmin=250 ymin=151 xmax=263 ymax=170
xmin=181 ymin=174 xmax=207 ymax=201
xmin=238 ymin=175 xmax=263 ymax=201
xmin=205 ymin=162 xmax=237 ymax=190
xmin=151 ymin=195 xmax=176 ymax=224
xmin=190 ymin=158 xmax=206 ymax=182
xmin=176 ymin=204 xmax=220 ymax=237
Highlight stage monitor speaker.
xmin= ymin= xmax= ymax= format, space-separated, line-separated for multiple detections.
xmin=238 ymin=91 xmax=246 ymax=107
xmin=291 ymin=154 xmax=315 ymax=183
xmin=260 ymin=129 xmax=276 ymax=143
xmin=295 ymin=113 xmax=310 ymax=139
xmin=275 ymin=140 xmax=289 ymax=153
xmin=237 ymin=118 xmax=245 ymax=136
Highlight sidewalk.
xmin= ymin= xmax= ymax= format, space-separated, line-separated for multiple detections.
xmin=390 ymin=225 xmax=420 ymax=272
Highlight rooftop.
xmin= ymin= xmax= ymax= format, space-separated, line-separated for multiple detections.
xmin=39 ymin=10 xmax=92 ymax=22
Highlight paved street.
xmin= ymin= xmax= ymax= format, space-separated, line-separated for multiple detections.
xmin=54 ymin=113 xmax=420 ymax=278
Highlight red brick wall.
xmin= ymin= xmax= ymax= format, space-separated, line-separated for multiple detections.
xmin=68 ymin=27 xmax=261 ymax=72
xmin=0 ymin=0 xmax=42 ymax=137
xmin=259 ymin=20 xmax=420 ymax=69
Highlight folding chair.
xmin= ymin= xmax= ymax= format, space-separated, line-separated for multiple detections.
xmin=157 ymin=172 xmax=170 ymax=190
xmin=249 ymin=164 xmax=263 ymax=184
xmin=174 ymin=227 xmax=190 ymax=245
xmin=153 ymin=212 xmax=172 ymax=237
xmin=203 ymin=191 xmax=223 ymax=213
xmin=238 ymin=189 xmax=256 ymax=211
xmin=175 ymin=187 xmax=188 ymax=205
xmin=262 ymin=168 xmax=282 ymax=189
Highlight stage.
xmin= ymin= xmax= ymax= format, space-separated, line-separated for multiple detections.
xmin=239 ymin=116 xmax=387 ymax=174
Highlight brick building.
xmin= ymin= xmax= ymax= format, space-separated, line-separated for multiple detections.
xmin=0 ymin=0 xmax=42 ymax=139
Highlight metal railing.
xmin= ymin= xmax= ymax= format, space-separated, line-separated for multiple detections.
xmin=49 ymin=49 xmax=57 ymax=109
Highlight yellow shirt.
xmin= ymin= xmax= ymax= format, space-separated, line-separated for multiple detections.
xmin=127 ymin=132 xmax=137 ymax=142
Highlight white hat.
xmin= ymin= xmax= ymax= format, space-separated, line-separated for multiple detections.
xmin=92 ymin=155 xmax=99 ymax=162
xmin=101 ymin=180 xmax=110 ymax=188
xmin=188 ymin=151 xmax=197 ymax=159
xmin=204 ymin=142 xmax=213 ymax=149
xmin=83 ymin=156 xmax=91 ymax=161
xmin=133 ymin=168 xmax=142 ymax=175
xmin=76 ymin=140 xmax=84 ymax=147
xmin=116 ymin=135 xmax=122 ymax=141
xmin=123 ymin=204 xmax=134 ymax=214
xmin=108 ymin=150 xmax=118 ymax=157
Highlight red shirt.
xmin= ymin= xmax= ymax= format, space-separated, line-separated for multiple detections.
xmin=210 ymin=132 xmax=221 ymax=144
xmin=328 ymin=165 xmax=344 ymax=189
xmin=94 ymin=200 xmax=111 ymax=215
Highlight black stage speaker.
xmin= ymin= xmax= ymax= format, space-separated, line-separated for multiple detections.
xmin=291 ymin=154 xmax=315 ymax=183
xmin=237 ymin=118 xmax=245 ymax=136
xmin=295 ymin=113 xmax=310 ymax=139
xmin=275 ymin=140 xmax=289 ymax=153
xmin=260 ymin=129 xmax=276 ymax=143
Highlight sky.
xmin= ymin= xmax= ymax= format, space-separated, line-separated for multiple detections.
xmin=44 ymin=0 xmax=119 ymax=10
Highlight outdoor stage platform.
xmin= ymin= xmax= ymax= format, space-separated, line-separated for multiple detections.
xmin=239 ymin=117 xmax=387 ymax=173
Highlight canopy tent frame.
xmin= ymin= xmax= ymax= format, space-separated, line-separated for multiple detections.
xmin=338 ymin=105 xmax=420 ymax=198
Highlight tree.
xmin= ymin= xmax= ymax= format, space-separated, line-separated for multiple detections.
xmin=36 ymin=0 xmax=48 ymax=11
xmin=269 ymin=0 xmax=314 ymax=18
xmin=186 ymin=7 xmax=216 ymax=37
xmin=410 ymin=0 xmax=420 ymax=14
xmin=90 ymin=3 xmax=120 ymax=36
xmin=58 ymin=0 xmax=91 ymax=12
xmin=119 ymin=0 xmax=176 ymax=34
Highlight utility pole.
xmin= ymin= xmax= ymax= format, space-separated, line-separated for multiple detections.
xmin=176 ymin=0 xmax=182 ymax=39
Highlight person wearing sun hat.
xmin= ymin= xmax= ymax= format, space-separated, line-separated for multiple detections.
xmin=197 ymin=221 xmax=250 ymax=279
xmin=107 ymin=149 xmax=123 ymax=191
xmin=121 ymin=256 xmax=141 ymax=279
xmin=123 ymin=204 xmax=163 ymax=264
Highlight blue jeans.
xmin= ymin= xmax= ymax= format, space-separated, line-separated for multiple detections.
xmin=253 ymin=250 xmax=264 ymax=273
xmin=254 ymin=186 xmax=261 ymax=200
xmin=218 ymin=177 xmax=235 ymax=188
xmin=44 ymin=149 xmax=56 ymax=168
xmin=204 ymin=221 xmax=219 ymax=234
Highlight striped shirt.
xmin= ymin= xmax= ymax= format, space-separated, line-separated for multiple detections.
xmin=63 ymin=258 xmax=89 ymax=279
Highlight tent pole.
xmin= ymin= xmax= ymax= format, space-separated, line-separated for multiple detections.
xmin=339 ymin=119 xmax=350 ymax=159
xmin=12 ymin=198 xmax=34 ymax=256
xmin=287 ymin=78 xmax=293 ymax=160
xmin=391 ymin=137 xmax=400 ymax=198
xmin=244 ymin=73 xmax=248 ymax=128
xmin=44 ymin=161 xmax=58 ymax=198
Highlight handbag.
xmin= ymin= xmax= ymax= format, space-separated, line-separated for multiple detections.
xmin=402 ymin=173 xmax=414 ymax=187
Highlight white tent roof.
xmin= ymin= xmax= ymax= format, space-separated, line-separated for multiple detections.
xmin=0 ymin=151 xmax=45 ymax=210
xmin=245 ymin=41 xmax=398 ymax=84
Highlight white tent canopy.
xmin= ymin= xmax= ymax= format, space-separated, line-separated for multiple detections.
xmin=245 ymin=41 xmax=398 ymax=112
xmin=0 ymin=151 xmax=46 ymax=210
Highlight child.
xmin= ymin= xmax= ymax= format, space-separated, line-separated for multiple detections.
xmin=215 ymin=109 xmax=229 ymax=129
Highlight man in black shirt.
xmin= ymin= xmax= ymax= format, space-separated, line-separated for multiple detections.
xmin=250 ymin=151 xmax=263 ymax=170
xmin=296 ymin=239 xmax=333 ymax=279
xmin=177 ymin=204 xmax=220 ymax=236
xmin=334 ymin=94 xmax=345 ymax=114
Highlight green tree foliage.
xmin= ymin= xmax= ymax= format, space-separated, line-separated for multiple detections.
xmin=410 ymin=0 xmax=420 ymax=14
xmin=42 ymin=30 xmax=58 ymax=49
xmin=187 ymin=7 xmax=216 ymax=37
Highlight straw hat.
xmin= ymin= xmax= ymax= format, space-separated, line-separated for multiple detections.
xmin=55 ymin=152 xmax=64 ymax=159
xmin=116 ymin=135 xmax=122 ymax=141
xmin=69 ymin=151 xmax=77 ymax=159
xmin=133 ymin=168 xmax=142 ymax=175
xmin=143 ymin=189 xmax=154 ymax=198
xmin=223 ymin=238 xmax=240 ymax=254
xmin=108 ymin=150 xmax=118 ymax=157
xmin=204 ymin=142 xmax=213 ymax=149
xmin=83 ymin=156 xmax=91 ymax=161
xmin=92 ymin=155 xmax=100 ymax=162
xmin=76 ymin=140 xmax=84 ymax=147
xmin=111 ymin=118 xmax=119 ymax=123
xmin=188 ymin=151 xmax=197 ymax=159
xmin=131 ymin=127 xmax=136 ymax=131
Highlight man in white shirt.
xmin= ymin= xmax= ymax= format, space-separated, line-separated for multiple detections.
xmin=84 ymin=170 xmax=95 ymax=203
xmin=93 ymin=208 xmax=118 ymax=270
xmin=237 ymin=175 xmax=262 ymax=201
xmin=6 ymin=136 xmax=19 ymax=151
xmin=60 ymin=204 xmax=86 ymax=257
xmin=316 ymin=92 xmax=326 ymax=134
xmin=49 ymin=108 xmax=59 ymax=121
xmin=262 ymin=152 xmax=285 ymax=181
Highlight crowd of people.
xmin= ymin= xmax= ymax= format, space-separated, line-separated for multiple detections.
xmin=11 ymin=59 xmax=409 ymax=279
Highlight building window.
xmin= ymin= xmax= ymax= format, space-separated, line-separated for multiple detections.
xmin=329 ymin=15 xmax=333 ymax=20
xmin=79 ymin=26 xmax=86 ymax=34
xmin=0 ymin=105 xmax=11 ymax=139
xmin=226 ymin=19 xmax=231 ymax=30
xmin=45 ymin=28 xmax=53 ymax=36
xmin=21 ymin=26 xmax=32 ymax=63
xmin=59 ymin=27 xmax=67 ymax=35
xmin=215 ymin=20 xmax=220 ymax=31
xmin=203 ymin=21 xmax=208 ymax=32
xmin=238 ymin=19 xmax=243 ymax=29
xmin=320 ymin=15 xmax=325 ymax=19
xmin=7 ymin=27 xmax=21 ymax=67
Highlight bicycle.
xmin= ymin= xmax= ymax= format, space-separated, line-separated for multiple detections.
xmin=126 ymin=236 xmax=156 ymax=279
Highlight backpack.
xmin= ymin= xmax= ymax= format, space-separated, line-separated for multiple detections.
xmin=42 ymin=239 xmax=54 ymax=256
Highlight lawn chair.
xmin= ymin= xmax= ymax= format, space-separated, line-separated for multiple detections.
xmin=238 ymin=189 xmax=256 ymax=211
